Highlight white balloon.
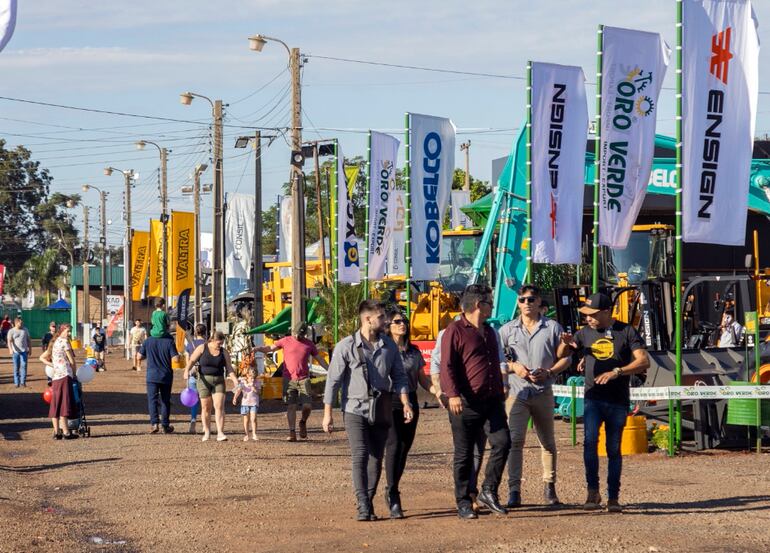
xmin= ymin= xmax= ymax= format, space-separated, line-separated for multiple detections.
xmin=45 ymin=365 xmax=54 ymax=379
xmin=76 ymin=363 xmax=95 ymax=384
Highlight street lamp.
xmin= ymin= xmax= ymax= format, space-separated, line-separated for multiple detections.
xmin=81 ymin=184 xmax=108 ymax=330
xmin=182 ymin=163 xmax=210 ymax=325
xmin=181 ymin=91 xmax=225 ymax=329
xmin=135 ymin=140 xmax=170 ymax=304
xmin=249 ymin=33 xmax=306 ymax=331
xmin=104 ymin=166 xmax=136 ymax=360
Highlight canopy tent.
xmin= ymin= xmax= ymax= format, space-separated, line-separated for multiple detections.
xmin=45 ymin=298 xmax=71 ymax=310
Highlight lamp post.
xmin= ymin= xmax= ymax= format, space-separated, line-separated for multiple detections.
xmin=182 ymin=163 xmax=210 ymax=326
xmin=82 ymin=184 xmax=108 ymax=329
xmin=82 ymin=205 xmax=90 ymax=336
xmin=248 ymin=33 xmax=306 ymax=331
xmin=181 ymin=91 xmax=225 ymax=329
xmin=136 ymin=140 xmax=170 ymax=304
xmin=105 ymin=166 xmax=135 ymax=359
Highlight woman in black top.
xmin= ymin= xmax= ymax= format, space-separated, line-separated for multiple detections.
xmin=383 ymin=308 xmax=432 ymax=519
xmin=183 ymin=331 xmax=238 ymax=442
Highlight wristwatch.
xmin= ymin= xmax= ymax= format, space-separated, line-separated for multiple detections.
xmin=612 ymin=367 xmax=623 ymax=377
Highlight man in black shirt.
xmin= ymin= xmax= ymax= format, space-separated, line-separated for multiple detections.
xmin=557 ymin=293 xmax=649 ymax=513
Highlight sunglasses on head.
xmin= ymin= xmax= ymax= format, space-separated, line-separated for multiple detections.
xmin=518 ymin=296 xmax=538 ymax=304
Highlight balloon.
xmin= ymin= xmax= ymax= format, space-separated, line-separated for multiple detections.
xmin=76 ymin=363 xmax=95 ymax=384
xmin=180 ymin=387 xmax=199 ymax=408
xmin=45 ymin=365 xmax=54 ymax=379
xmin=85 ymin=358 xmax=98 ymax=367
xmin=42 ymin=388 xmax=53 ymax=404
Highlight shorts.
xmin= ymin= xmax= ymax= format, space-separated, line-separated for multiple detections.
xmin=197 ymin=374 xmax=226 ymax=398
xmin=240 ymin=404 xmax=258 ymax=415
xmin=132 ymin=345 xmax=142 ymax=356
xmin=286 ymin=378 xmax=312 ymax=405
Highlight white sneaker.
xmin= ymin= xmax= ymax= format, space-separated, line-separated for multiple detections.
xmin=216 ymin=434 xmax=228 ymax=442
xmin=201 ymin=433 xmax=210 ymax=442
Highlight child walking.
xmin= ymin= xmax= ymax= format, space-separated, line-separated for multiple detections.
xmin=233 ymin=365 xmax=261 ymax=441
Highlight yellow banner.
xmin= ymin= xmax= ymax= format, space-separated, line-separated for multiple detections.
xmin=148 ymin=219 xmax=163 ymax=298
xmin=130 ymin=231 xmax=150 ymax=301
xmin=168 ymin=211 xmax=196 ymax=297
xmin=345 ymin=166 xmax=359 ymax=197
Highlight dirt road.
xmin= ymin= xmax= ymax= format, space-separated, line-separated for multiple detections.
xmin=1 ymin=349 xmax=769 ymax=553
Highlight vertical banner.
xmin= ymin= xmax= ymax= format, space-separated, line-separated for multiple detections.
xmin=0 ymin=0 xmax=17 ymax=53
xmin=450 ymin=190 xmax=472 ymax=228
xmin=683 ymin=0 xmax=759 ymax=245
xmin=530 ymin=62 xmax=589 ymax=264
xmin=408 ymin=113 xmax=456 ymax=281
xmin=278 ymin=195 xmax=292 ymax=277
xmin=0 ymin=263 xmax=5 ymax=295
xmin=168 ymin=211 xmax=196 ymax=297
xmin=105 ymin=295 xmax=124 ymax=339
xmin=386 ymin=190 xmax=406 ymax=276
xmin=224 ymin=193 xmax=255 ymax=280
xmin=130 ymin=230 xmax=150 ymax=301
xmin=148 ymin=219 xmax=163 ymax=298
xmin=337 ymin=145 xmax=361 ymax=284
xmin=176 ymin=288 xmax=191 ymax=331
xmin=599 ymin=26 xmax=671 ymax=248
xmin=367 ymin=131 xmax=400 ymax=280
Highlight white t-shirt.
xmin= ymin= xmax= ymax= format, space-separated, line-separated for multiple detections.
xmin=129 ymin=326 xmax=147 ymax=347
xmin=718 ymin=319 xmax=743 ymax=347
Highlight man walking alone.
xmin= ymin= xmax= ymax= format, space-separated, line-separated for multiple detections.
xmin=7 ymin=317 xmax=31 ymax=387
xmin=441 ymin=284 xmax=510 ymax=519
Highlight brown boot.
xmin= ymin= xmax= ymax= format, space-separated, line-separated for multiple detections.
xmin=583 ymin=489 xmax=602 ymax=511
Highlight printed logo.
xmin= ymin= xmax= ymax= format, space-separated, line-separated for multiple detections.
xmin=710 ymin=27 xmax=733 ymax=84
xmin=343 ymin=241 xmax=359 ymax=267
xmin=590 ymin=338 xmax=614 ymax=360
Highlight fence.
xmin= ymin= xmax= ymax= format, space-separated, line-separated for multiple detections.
xmin=0 ymin=307 xmax=72 ymax=339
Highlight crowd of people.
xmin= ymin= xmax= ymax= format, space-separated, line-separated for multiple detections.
xmin=12 ymin=282 xmax=653 ymax=521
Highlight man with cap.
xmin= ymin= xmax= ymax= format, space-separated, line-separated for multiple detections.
xmin=256 ymin=321 xmax=328 ymax=441
xmin=557 ymin=292 xmax=649 ymax=513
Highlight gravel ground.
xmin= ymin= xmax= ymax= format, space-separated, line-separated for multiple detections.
xmin=1 ymin=349 xmax=769 ymax=553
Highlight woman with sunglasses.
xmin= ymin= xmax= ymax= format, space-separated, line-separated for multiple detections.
xmin=383 ymin=308 xmax=432 ymax=519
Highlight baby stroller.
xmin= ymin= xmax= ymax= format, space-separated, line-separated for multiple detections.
xmin=66 ymin=378 xmax=91 ymax=437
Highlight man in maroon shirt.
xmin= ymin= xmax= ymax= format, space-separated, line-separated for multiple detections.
xmin=257 ymin=322 xmax=328 ymax=441
xmin=440 ymin=284 xmax=510 ymax=519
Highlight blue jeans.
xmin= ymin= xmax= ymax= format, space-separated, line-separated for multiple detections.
xmin=12 ymin=352 xmax=28 ymax=386
xmin=188 ymin=376 xmax=199 ymax=421
xmin=147 ymin=381 xmax=172 ymax=427
xmin=583 ymin=398 xmax=627 ymax=500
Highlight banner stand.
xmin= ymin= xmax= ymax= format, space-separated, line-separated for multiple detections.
xmin=591 ymin=25 xmax=603 ymax=293
xmin=674 ymin=0 xmax=684 ymax=452
xmin=404 ymin=113 xmax=412 ymax=321
xmin=363 ymin=131 xmax=372 ymax=300
xmin=332 ymin=140 xmax=339 ymax=344
xmin=525 ymin=61 xmax=533 ymax=282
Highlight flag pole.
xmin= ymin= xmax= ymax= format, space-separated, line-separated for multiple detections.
xmin=525 ymin=61 xmax=533 ymax=283
xmin=592 ymin=25 xmax=604 ymax=293
xmin=333 ymin=139 xmax=340 ymax=343
xmin=674 ymin=0 xmax=684 ymax=451
xmin=363 ymin=131 xmax=372 ymax=300
xmin=404 ymin=113 xmax=412 ymax=322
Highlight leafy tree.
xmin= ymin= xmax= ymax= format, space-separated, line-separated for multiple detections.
xmin=0 ymin=140 xmax=81 ymax=297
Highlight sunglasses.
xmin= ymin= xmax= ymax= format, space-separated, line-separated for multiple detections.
xmin=518 ymin=296 xmax=538 ymax=304
xmin=390 ymin=319 xmax=406 ymax=325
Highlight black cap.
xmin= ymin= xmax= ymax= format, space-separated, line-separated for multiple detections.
xmin=579 ymin=293 xmax=612 ymax=315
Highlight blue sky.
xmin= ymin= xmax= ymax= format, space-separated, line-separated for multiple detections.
xmin=1 ymin=0 xmax=769 ymax=248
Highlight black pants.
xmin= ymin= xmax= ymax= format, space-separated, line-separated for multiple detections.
xmin=344 ymin=412 xmax=390 ymax=506
xmin=147 ymin=381 xmax=172 ymax=427
xmin=384 ymin=392 xmax=420 ymax=504
xmin=448 ymin=397 xmax=510 ymax=508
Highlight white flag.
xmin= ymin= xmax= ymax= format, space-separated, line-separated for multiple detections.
xmin=531 ymin=62 xmax=588 ymax=264
xmin=278 ymin=196 xmax=292 ymax=277
xmin=0 ymin=0 xmax=17 ymax=53
xmin=386 ymin=190 xmax=406 ymax=276
xmin=599 ymin=26 xmax=671 ymax=249
xmin=337 ymin=145 xmax=361 ymax=284
xmin=367 ymin=132 xmax=400 ymax=280
xmin=224 ymin=193 xmax=255 ymax=280
xmin=683 ymin=0 xmax=759 ymax=245
xmin=450 ymin=190 xmax=472 ymax=228
xmin=408 ymin=113 xmax=455 ymax=281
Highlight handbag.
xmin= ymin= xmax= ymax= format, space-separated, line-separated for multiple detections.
xmin=356 ymin=344 xmax=393 ymax=427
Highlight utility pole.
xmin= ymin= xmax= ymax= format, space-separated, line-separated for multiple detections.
xmin=123 ymin=171 xmax=133 ymax=360
xmin=193 ymin=168 xmax=202 ymax=326
xmin=460 ymin=141 xmax=471 ymax=191
xmin=213 ymin=100 xmax=225 ymax=328
xmin=253 ymin=131 xmax=264 ymax=326
xmin=82 ymin=205 xmax=90 ymax=333
xmin=289 ymin=47 xmax=306 ymax=332
xmin=99 ymin=191 xmax=107 ymax=328
xmin=160 ymin=147 xmax=169 ymax=304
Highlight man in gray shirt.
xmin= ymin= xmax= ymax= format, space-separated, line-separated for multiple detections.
xmin=498 ymin=285 xmax=571 ymax=508
xmin=7 ymin=317 xmax=31 ymax=388
xmin=323 ymin=299 xmax=413 ymax=522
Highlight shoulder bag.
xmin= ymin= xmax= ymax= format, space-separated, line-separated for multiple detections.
xmin=355 ymin=344 xmax=392 ymax=427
